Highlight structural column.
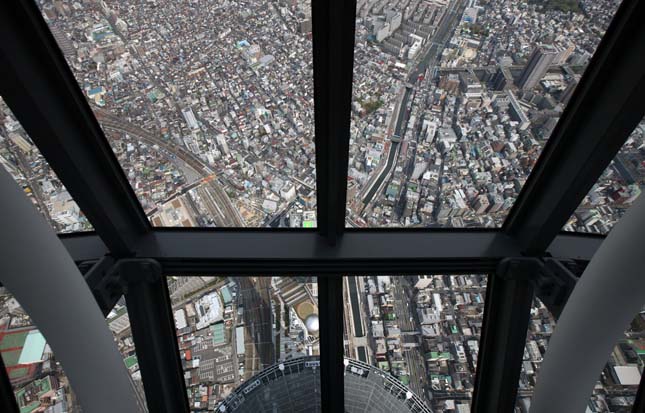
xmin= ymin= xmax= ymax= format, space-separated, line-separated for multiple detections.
xmin=319 ymin=276 xmax=344 ymax=412
xmin=119 ymin=259 xmax=190 ymax=413
xmin=472 ymin=259 xmax=540 ymax=413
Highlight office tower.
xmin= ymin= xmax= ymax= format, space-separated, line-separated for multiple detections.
xmin=560 ymin=76 xmax=580 ymax=105
xmin=554 ymin=42 xmax=576 ymax=65
xmin=492 ymin=66 xmax=513 ymax=91
xmin=517 ymin=45 xmax=558 ymax=90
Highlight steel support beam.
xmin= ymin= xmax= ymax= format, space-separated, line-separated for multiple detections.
xmin=319 ymin=276 xmax=344 ymax=412
xmin=533 ymin=258 xmax=580 ymax=320
xmin=472 ymin=258 xmax=540 ymax=413
xmin=0 ymin=2 xmax=150 ymax=256
xmin=545 ymin=233 xmax=605 ymax=261
xmin=504 ymin=0 xmax=645 ymax=255
xmin=59 ymin=230 xmax=605 ymax=272
xmin=83 ymin=256 xmax=126 ymax=317
xmin=312 ymin=0 xmax=356 ymax=244
xmin=136 ymin=230 xmax=520 ymax=274
xmin=118 ymin=259 xmax=189 ymax=413
xmin=59 ymin=233 xmax=109 ymax=263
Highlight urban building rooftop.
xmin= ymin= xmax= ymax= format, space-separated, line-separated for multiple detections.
xmin=0 ymin=0 xmax=644 ymax=412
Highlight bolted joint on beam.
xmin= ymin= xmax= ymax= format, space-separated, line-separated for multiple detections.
xmin=84 ymin=258 xmax=164 ymax=317
xmin=111 ymin=258 xmax=162 ymax=290
xmin=83 ymin=255 xmax=123 ymax=317
xmin=495 ymin=257 xmax=580 ymax=320
xmin=496 ymin=257 xmax=544 ymax=283
xmin=534 ymin=258 xmax=580 ymax=320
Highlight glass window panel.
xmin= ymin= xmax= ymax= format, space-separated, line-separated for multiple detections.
xmin=37 ymin=0 xmax=316 ymax=228
xmin=516 ymin=297 xmax=556 ymax=410
xmin=347 ymin=0 xmax=623 ymax=228
xmin=564 ymin=117 xmax=645 ymax=234
xmin=0 ymin=286 xmax=81 ymax=411
xmin=167 ymin=276 xmax=320 ymax=411
xmin=106 ymin=300 xmax=148 ymax=412
xmin=343 ymin=274 xmax=487 ymax=412
xmin=0 ymin=97 xmax=93 ymax=233
xmin=517 ymin=299 xmax=644 ymax=412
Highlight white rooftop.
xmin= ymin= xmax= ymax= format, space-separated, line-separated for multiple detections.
xmin=613 ymin=365 xmax=641 ymax=385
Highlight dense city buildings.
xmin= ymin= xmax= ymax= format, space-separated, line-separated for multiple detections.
xmin=346 ymin=0 xmax=643 ymax=229
xmin=0 ymin=288 xmax=148 ymax=413
xmin=520 ymin=296 xmax=645 ymax=412
xmin=171 ymin=276 xmax=434 ymax=412
xmin=0 ymin=288 xmax=80 ymax=412
xmin=31 ymin=0 xmax=317 ymax=229
xmin=344 ymin=275 xmax=486 ymax=412
xmin=0 ymin=0 xmax=641 ymax=233
xmin=3 ymin=272 xmax=642 ymax=412
xmin=167 ymin=276 xmax=320 ymax=411
xmin=345 ymin=275 xmax=644 ymax=412
xmin=563 ymin=117 xmax=645 ymax=234
xmin=0 ymin=1 xmax=643 ymax=411
xmin=0 ymin=99 xmax=92 ymax=233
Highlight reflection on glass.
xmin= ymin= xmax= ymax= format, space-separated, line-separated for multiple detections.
xmin=517 ymin=299 xmax=644 ymax=412
xmin=347 ymin=0 xmax=622 ymax=228
xmin=0 ymin=287 xmax=81 ymax=411
xmin=0 ymin=98 xmax=92 ymax=233
xmin=36 ymin=0 xmax=316 ymax=228
xmin=565 ymin=118 xmax=645 ymax=234
xmin=167 ymin=276 xmax=319 ymax=411
xmin=343 ymin=274 xmax=486 ymax=412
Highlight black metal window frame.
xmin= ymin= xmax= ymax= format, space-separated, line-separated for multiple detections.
xmin=0 ymin=0 xmax=644 ymax=412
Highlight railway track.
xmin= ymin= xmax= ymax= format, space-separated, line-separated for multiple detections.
xmin=94 ymin=109 xmax=244 ymax=226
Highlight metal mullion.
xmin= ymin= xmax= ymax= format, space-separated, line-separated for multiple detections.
xmin=121 ymin=260 xmax=190 ymax=413
xmin=312 ymin=0 xmax=356 ymax=245
xmin=318 ymin=276 xmax=344 ymax=412
xmin=0 ymin=2 xmax=150 ymax=256
xmin=472 ymin=260 xmax=539 ymax=413
xmin=503 ymin=0 xmax=645 ymax=255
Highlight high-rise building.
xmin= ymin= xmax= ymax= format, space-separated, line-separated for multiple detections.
xmin=560 ymin=75 xmax=580 ymax=105
xmin=516 ymin=45 xmax=558 ymax=90
xmin=181 ymin=107 xmax=199 ymax=130
xmin=492 ymin=66 xmax=513 ymax=91
xmin=554 ymin=42 xmax=576 ymax=65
